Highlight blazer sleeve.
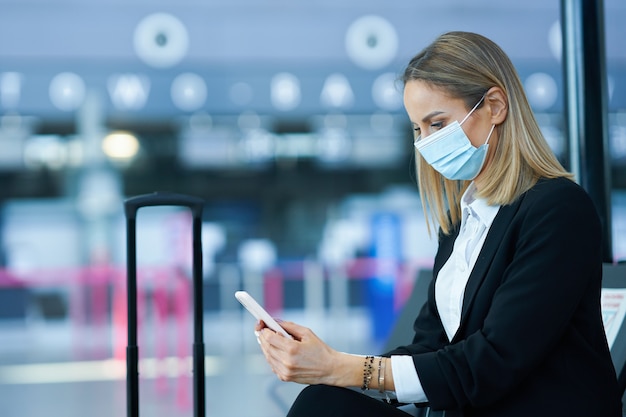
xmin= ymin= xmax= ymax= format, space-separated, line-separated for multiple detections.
xmin=400 ymin=179 xmax=604 ymax=409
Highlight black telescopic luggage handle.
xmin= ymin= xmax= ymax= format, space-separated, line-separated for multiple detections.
xmin=124 ymin=192 xmax=206 ymax=417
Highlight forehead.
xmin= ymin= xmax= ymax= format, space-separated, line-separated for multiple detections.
xmin=403 ymin=80 xmax=458 ymax=112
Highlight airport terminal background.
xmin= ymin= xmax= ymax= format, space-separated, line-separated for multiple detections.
xmin=1 ymin=1 xmax=626 ymax=416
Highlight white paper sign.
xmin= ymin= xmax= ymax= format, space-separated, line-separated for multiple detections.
xmin=601 ymin=288 xmax=626 ymax=348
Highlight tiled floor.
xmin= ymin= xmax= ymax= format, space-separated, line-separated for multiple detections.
xmin=0 ymin=309 xmax=375 ymax=417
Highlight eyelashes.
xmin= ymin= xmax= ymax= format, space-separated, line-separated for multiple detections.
xmin=413 ymin=121 xmax=445 ymax=137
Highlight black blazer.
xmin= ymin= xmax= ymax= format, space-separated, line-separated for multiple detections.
xmin=386 ymin=177 xmax=622 ymax=417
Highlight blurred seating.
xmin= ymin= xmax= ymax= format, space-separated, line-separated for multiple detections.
xmin=602 ymin=262 xmax=626 ymax=414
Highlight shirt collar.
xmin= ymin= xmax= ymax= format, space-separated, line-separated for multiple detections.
xmin=460 ymin=183 xmax=501 ymax=228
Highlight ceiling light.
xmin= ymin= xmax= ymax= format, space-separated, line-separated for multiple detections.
xmin=102 ymin=131 xmax=139 ymax=160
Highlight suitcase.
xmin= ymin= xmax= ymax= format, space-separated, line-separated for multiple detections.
xmin=124 ymin=191 xmax=206 ymax=417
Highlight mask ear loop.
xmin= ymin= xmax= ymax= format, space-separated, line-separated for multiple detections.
xmin=459 ymin=95 xmax=486 ymax=126
xmin=484 ymin=124 xmax=496 ymax=145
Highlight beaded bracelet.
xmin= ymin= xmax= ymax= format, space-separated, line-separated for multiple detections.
xmin=361 ymin=356 xmax=375 ymax=391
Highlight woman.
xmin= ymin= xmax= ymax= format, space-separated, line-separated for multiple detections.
xmin=255 ymin=31 xmax=622 ymax=417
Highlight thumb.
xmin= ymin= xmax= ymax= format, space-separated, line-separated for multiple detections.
xmin=278 ymin=321 xmax=309 ymax=340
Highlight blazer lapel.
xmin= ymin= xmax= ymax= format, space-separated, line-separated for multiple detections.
xmin=453 ymin=197 xmax=524 ymax=340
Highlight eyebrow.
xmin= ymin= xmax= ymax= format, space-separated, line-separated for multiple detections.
xmin=421 ymin=111 xmax=445 ymax=123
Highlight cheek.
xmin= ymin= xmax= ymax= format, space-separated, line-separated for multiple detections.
xmin=466 ymin=121 xmax=492 ymax=147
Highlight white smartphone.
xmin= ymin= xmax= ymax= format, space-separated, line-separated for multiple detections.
xmin=235 ymin=291 xmax=293 ymax=339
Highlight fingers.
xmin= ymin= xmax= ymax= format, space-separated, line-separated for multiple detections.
xmin=253 ymin=322 xmax=289 ymax=378
xmin=259 ymin=328 xmax=295 ymax=366
xmin=260 ymin=327 xmax=291 ymax=349
xmin=258 ymin=331 xmax=286 ymax=376
xmin=254 ymin=322 xmax=310 ymax=380
xmin=258 ymin=334 xmax=293 ymax=382
xmin=254 ymin=320 xmax=268 ymax=344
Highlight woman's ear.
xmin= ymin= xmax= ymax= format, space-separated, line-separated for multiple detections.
xmin=485 ymin=86 xmax=508 ymax=125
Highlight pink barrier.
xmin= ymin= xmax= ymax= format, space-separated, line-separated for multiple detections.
xmin=173 ymin=270 xmax=192 ymax=410
xmin=110 ymin=265 xmax=192 ymax=411
xmin=145 ymin=266 xmax=193 ymax=410
xmin=0 ymin=254 xmax=431 ymax=410
xmin=264 ymin=267 xmax=284 ymax=314
xmin=153 ymin=269 xmax=169 ymax=393
xmin=0 ymin=263 xmax=193 ymax=412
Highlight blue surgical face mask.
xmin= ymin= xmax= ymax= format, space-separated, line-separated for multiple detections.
xmin=414 ymin=96 xmax=495 ymax=181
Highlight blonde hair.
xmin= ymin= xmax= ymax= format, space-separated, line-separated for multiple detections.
xmin=403 ymin=31 xmax=573 ymax=235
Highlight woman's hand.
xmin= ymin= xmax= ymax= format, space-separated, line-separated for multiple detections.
xmin=255 ymin=320 xmax=361 ymax=387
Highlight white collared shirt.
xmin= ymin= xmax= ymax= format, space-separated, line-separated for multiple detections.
xmin=390 ymin=183 xmax=501 ymax=403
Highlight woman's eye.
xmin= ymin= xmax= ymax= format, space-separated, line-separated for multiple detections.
xmin=431 ymin=121 xmax=444 ymax=131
